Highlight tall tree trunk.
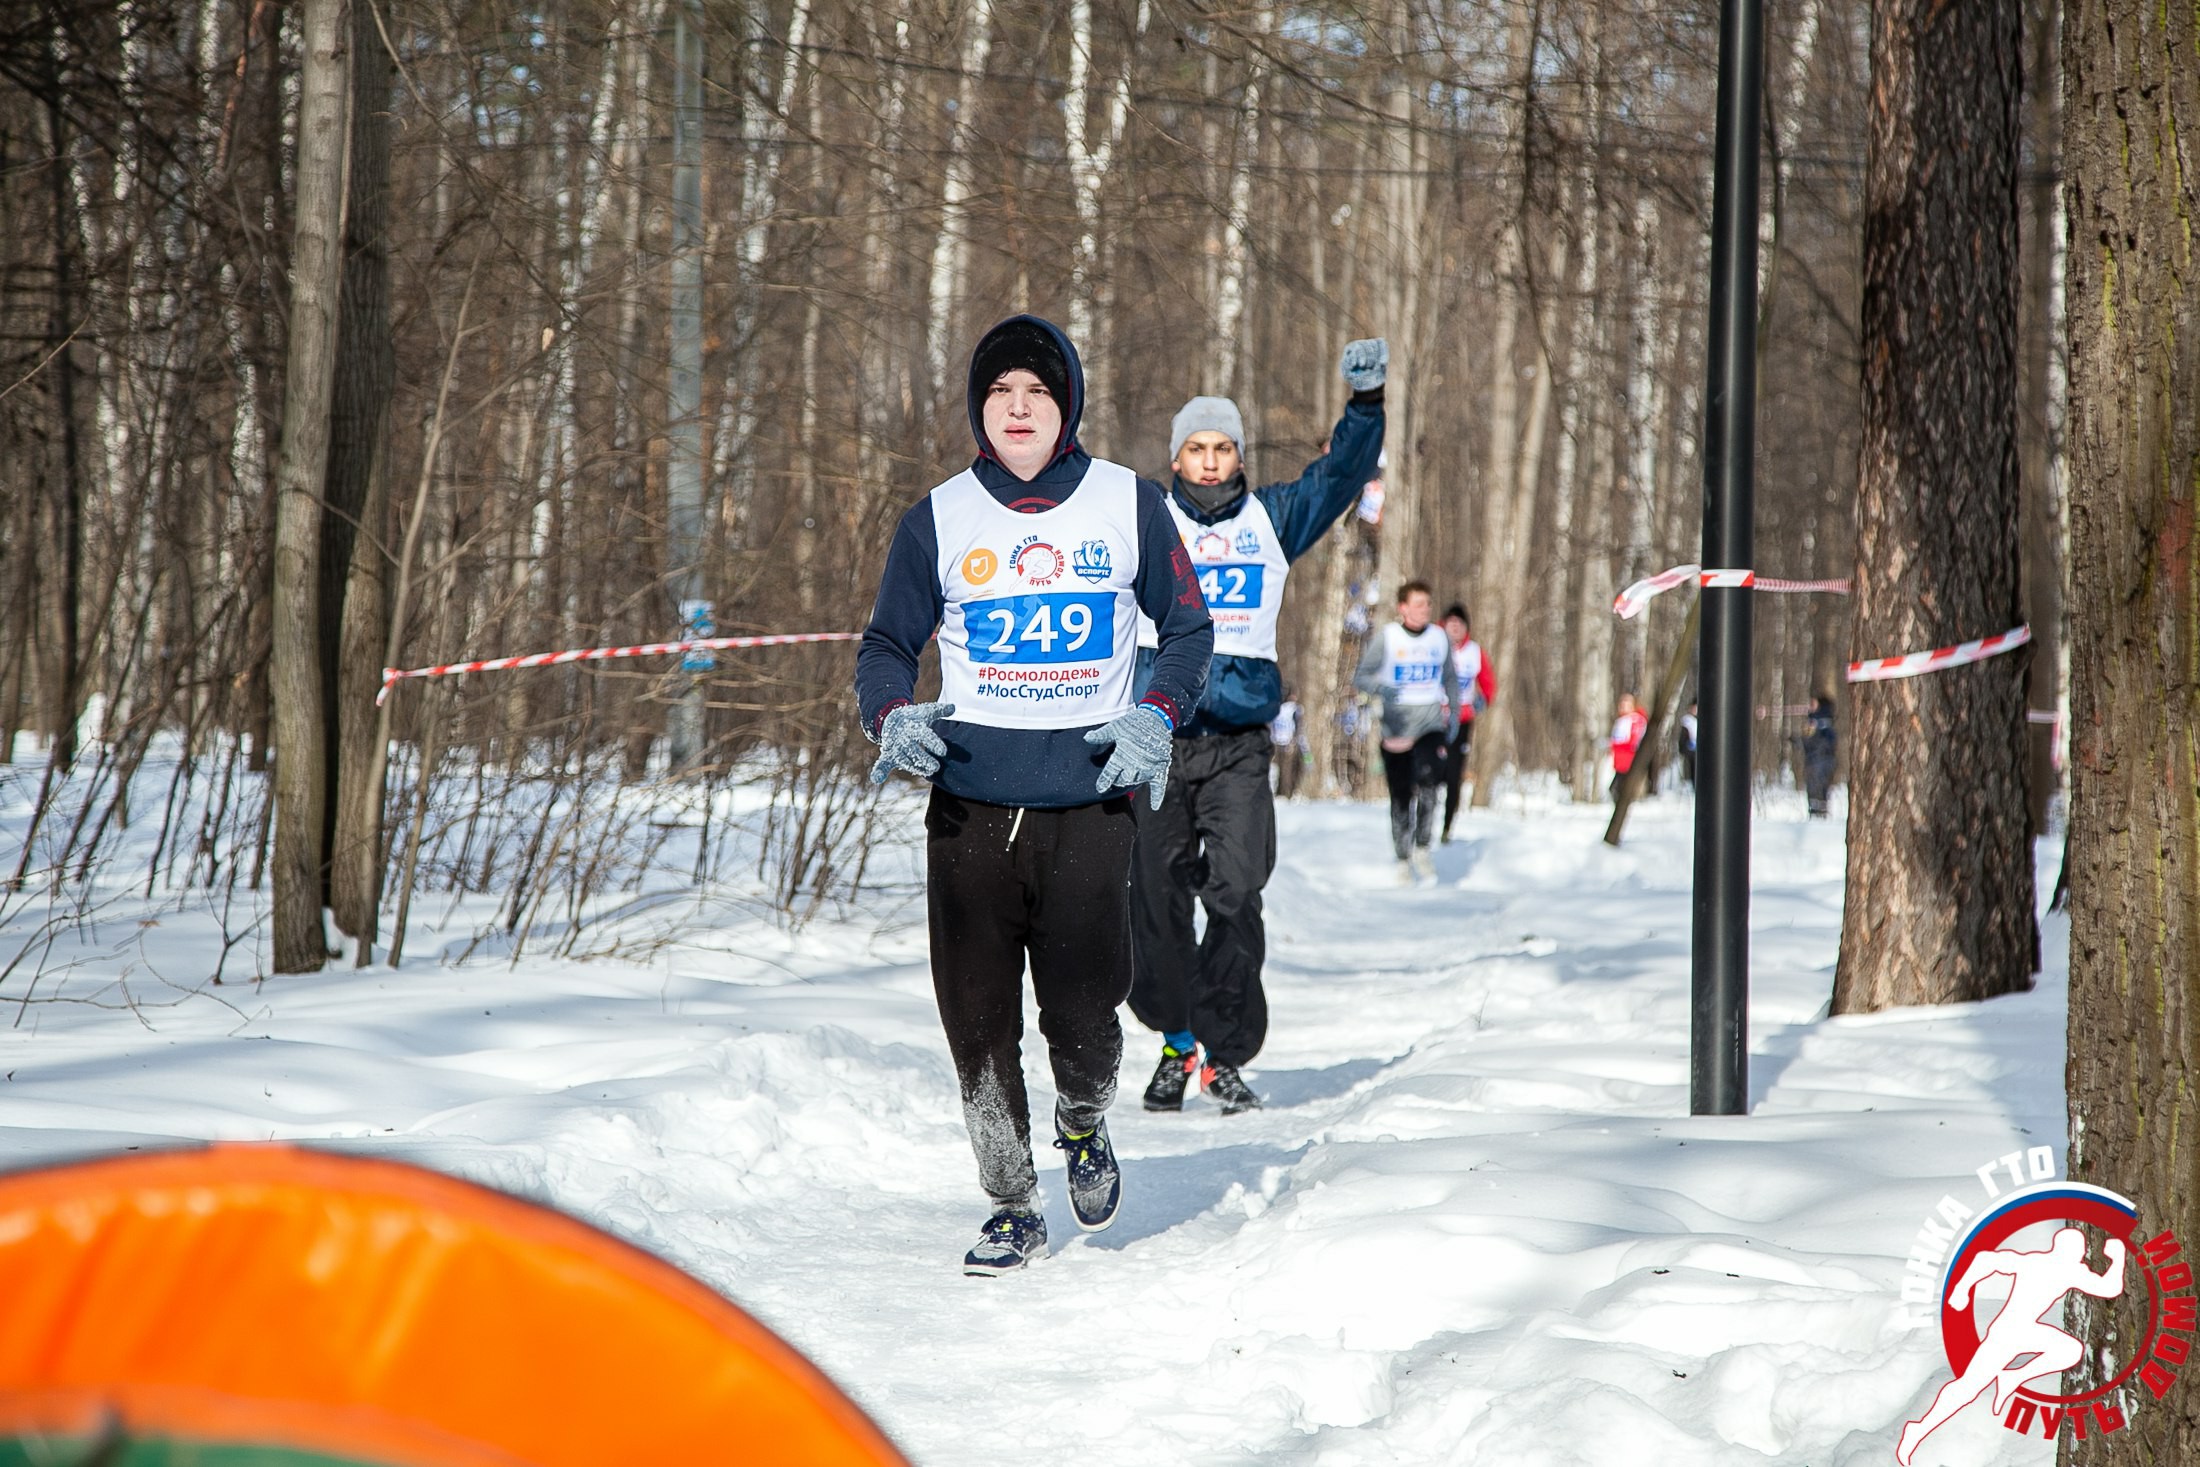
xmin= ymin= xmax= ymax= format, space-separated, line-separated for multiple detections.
xmin=42 ymin=36 xmax=85 ymax=772
xmin=1832 ymin=0 xmax=2032 ymax=1013
xmin=923 ymin=0 xmax=994 ymax=408
xmin=328 ymin=0 xmax=394 ymax=939
xmin=269 ymin=0 xmax=352 ymax=973
xmin=2062 ymin=1 xmax=2200 ymax=1460
xmin=2019 ymin=0 xmax=2064 ymax=835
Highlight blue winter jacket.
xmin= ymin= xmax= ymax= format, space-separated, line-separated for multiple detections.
xmin=1136 ymin=391 xmax=1385 ymax=735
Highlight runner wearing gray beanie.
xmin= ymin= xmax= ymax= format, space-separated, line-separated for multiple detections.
xmin=1130 ymin=337 xmax=1388 ymax=1117
xmin=1170 ymin=396 xmax=1246 ymax=463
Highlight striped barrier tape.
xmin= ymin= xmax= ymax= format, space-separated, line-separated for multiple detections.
xmin=1614 ymin=564 xmax=1853 ymax=619
xmin=378 ymin=631 xmax=863 ymax=705
xmin=1846 ymin=623 xmax=2031 ymax=684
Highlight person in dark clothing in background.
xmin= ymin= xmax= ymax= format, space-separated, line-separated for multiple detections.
xmin=1130 ymin=340 xmax=1388 ymax=1117
xmin=857 ymin=315 xmax=1212 ymax=1275
xmin=1800 ymin=693 xmax=1837 ymax=818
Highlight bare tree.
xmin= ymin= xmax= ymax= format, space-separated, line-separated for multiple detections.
xmin=269 ymin=0 xmax=351 ymax=972
xmin=1832 ymin=0 xmax=2033 ymax=1013
xmin=2061 ymin=2 xmax=2200 ymax=1459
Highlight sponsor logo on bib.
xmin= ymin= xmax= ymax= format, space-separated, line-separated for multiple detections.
xmin=1073 ymin=538 xmax=1113 ymax=583
xmin=1013 ymin=536 xmax=1065 ymax=587
xmin=962 ymin=548 xmax=998 ymax=586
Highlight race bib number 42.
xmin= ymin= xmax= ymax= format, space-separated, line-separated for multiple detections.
xmin=963 ymin=592 xmax=1116 ymax=664
xmin=1197 ymin=564 xmax=1267 ymax=609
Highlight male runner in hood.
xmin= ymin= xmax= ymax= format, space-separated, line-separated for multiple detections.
xmin=857 ymin=315 xmax=1212 ymax=1274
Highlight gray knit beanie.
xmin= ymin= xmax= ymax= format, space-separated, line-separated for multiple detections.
xmin=1170 ymin=395 xmax=1245 ymax=462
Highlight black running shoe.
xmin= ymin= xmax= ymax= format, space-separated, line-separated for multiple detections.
xmin=1201 ymin=1060 xmax=1263 ymax=1114
xmin=1142 ymin=1043 xmax=1198 ymax=1111
xmin=1053 ymin=1116 xmax=1121 ymax=1231
xmin=963 ymin=1209 xmax=1047 ymax=1276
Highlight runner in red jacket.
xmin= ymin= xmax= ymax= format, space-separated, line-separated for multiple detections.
xmin=1608 ymin=691 xmax=1649 ymax=800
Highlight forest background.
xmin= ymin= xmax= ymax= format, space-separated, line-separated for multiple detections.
xmin=0 ymin=0 xmax=2067 ymax=948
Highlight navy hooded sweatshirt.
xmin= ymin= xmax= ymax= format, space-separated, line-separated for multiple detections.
xmin=855 ymin=316 xmax=1213 ymax=809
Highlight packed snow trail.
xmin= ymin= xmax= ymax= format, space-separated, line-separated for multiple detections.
xmin=0 ymin=789 xmax=2059 ymax=1465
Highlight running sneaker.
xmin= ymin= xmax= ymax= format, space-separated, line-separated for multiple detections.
xmin=1053 ymin=1117 xmax=1121 ymax=1232
xmin=962 ymin=1209 xmax=1048 ymax=1276
xmin=1142 ymin=1043 xmax=1199 ymax=1111
xmin=1410 ymin=848 xmax=1437 ymax=883
xmin=1201 ymin=1060 xmax=1263 ymax=1114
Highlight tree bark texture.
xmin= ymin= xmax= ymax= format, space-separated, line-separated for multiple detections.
xmin=269 ymin=0 xmax=352 ymax=973
xmin=2061 ymin=0 xmax=2200 ymax=1460
xmin=2019 ymin=0 xmax=2065 ymax=835
xmin=328 ymin=1 xmax=395 ymax=940
xmin=1832 ymin=0 xmax=2035 ymax=1014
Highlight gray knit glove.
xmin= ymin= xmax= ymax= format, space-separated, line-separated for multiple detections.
xmin=1341 ymin=337 xmax=1388 ymax=392
xmin=1084 ymin=705 xmax=1174 ymax=810
xmin=868 ymin=700 xmax=954 ymax=784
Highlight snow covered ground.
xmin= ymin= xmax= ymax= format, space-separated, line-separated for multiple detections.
xmin=0 ymin=773 xmax=2062 ymax=1466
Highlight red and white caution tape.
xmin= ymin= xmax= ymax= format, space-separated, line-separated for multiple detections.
xmin=1846 ymin=624 xmax=2031 ymax=684
xmin=378 ymin=631 xmax=862 ymax=704
xmin=1614 ymin=564 xmax=1701 ymax=618
xmin=1614 ymin=564 xmax=1853 ymax=619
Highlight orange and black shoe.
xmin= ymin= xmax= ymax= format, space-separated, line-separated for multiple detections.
xmin=1142 ymin=1043 xmax=1198 ymax=1111
xmin=1201 ymin=1059 xmax=1262 ymax=1115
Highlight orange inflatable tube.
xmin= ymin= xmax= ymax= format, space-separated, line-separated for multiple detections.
xmin=0 ymin=1144 xmax=906 ymax=1466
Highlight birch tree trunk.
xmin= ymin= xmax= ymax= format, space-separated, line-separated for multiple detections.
xmin=2061 ymin=3 xmax=2200 ymax=1459
xmin=1832 ymin=0 xmax=2032 ymax=1013
xmin=1370 ymin=0 xmax=1425 ymax=602
xmin=924 ymin=0 xmax=995 ymax=403
xmin=270 ymin=0 xmax=351 ymax=972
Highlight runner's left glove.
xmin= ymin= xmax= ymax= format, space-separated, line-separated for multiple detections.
xmin=1084 ymin=705 xmax=1174 ymax=810
xmin=1340 ymin=337 xmax=1388 ymax=392
xmin=869 ymin=700 xmax=955 ymax=784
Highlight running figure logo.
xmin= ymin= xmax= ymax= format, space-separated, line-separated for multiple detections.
xmin=1891 ymin=1153 xmax=2194 ymax=1460
xmin=1896 ymin=1228 xmax=2124 ymax=1463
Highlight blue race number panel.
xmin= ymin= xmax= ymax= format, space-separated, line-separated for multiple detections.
xmin=1196 ymin=564 xmax=1266 ymax=609
xmin=963 ymin=592 xmax=1117 ymax=664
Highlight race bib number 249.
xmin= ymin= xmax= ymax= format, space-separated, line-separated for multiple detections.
xmin=963 ymin=593 xmax=1116 ymax=664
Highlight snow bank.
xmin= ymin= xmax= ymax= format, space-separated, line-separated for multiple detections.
xmin=0 ymin=768 xmax=2060 ymax=1465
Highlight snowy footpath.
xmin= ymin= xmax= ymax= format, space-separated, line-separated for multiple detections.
xmin=0 ymin=787 xmax=2061 ymax=1466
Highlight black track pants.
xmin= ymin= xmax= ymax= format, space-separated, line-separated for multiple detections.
xmin=926 ymin=788 xmax=1137 ymax=1211
xmin=1382 ymin=731 xmax=1448 ymax=859
xmin=1441 ymin=721 xmax=1475 ymax=837
xmin=1128 ymin=729 xmax=1277 ymax=1068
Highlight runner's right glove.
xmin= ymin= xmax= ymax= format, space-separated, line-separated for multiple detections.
xmin=868 ymin=701 xmax=955 ymax=784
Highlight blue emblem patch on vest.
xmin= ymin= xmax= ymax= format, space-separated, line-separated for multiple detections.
xmin=1073 ymin=538 xmax=1114 ymax=583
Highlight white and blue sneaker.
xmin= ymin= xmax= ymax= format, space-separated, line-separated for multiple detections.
xmin=963 ymin=1209 xmax=1047 ymax=1276
xmin=1053 ymin=1116 xmax=1121 ymax=1232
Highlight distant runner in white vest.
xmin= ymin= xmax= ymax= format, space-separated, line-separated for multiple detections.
xmin=1354 ymin=580 xmax=1461 ymax=884
xmin=1439 ymin=602 xmax=1498 ymax=842
xmin=1130 ymin=339 xmax=1389 ymax=1116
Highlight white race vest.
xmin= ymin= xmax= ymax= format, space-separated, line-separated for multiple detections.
xmin=1452 ymin=640 xmax=1483 ymax=686
xmin=932 ymin=461 xmax=1141 ymax=730
xmin=1136 ymin=492 xmax=1289 ymax=660
xmin=1380 ymin=624 xmax=1452 ymax=707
